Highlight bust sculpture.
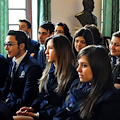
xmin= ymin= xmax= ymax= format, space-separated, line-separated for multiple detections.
xmin=75 ymin=0 xmax=97 ymax=27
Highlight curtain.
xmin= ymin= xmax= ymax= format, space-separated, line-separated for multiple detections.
xmin=37 ymin=0 xmax=51 ymax=31
xmin=0 ymin=0 xmax=8 ymax=56
xmin=102 ymin=0 xmax=119 ymax=37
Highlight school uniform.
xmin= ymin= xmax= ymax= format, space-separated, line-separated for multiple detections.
xmin=53 ymin=83 xmax=120 ymax=120
xmin=31 ymin=63 xmax=79 ymax=120
xmin=0 ymin=52 xmax=42 ymax=115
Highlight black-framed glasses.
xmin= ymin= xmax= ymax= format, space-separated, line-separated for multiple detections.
xmin=4 ymin=43 xmax=18 ymax=48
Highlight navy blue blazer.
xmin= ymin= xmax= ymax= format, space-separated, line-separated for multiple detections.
xmin=0 ymin=100 xmax=13 ymax=120
xmin=53 ymin=83 xmax=120 ymax=120
xmin=0 ymin=54 xmax=9 ymax=88
xmin=27 ymin=38 xmax=40 ymax=59
xmin=0 ymin=52 xmax=42 ymax=115
xmin=37 ymin=48 xmax=46 ymax=72
xmin=31 ymin=64 xmax=79 ymax=120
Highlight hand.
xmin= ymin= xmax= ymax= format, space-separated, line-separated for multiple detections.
xmin=17 ymin=111 xmax=37 ymax=117
xmin=30 ymin=53 xmax=35 ymax=57
xmin=114 ymin=83 xmax=120 ymax=89
xmin=16 ymin=107 xmax=34 ymax=116
xmin=26 ymin=112 xmax=37 ymax=117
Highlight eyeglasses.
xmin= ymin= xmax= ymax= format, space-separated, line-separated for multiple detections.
xmin=4 ymin=43 xmax=18 ymax=48
xmin=54 ymin=30 xmax=64 ymax=34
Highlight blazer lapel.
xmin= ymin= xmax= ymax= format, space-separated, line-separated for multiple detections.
xmin=10 ymin=53 xmax=29 ymax=88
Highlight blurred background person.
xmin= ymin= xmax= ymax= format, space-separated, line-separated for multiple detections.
xmin=109 ymin=31 xmax=120 ymax=90
xmin=54 ymin=22 xmax=73 ymax=44
xmin=19 ymin=19 xmax=40 ymax=59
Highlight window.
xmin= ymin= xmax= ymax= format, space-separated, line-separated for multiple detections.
xmin=8 ymin=0 xmax=32 ymax=31
xmin=8 ymin=0 xmax=26 ymax=30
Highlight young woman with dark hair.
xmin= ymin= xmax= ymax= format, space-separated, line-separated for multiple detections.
xmin=54 ymin=45 xmax=120 ymax=120
xmin=73 ymin=24 xmax=104 ymax=57
xmin=54 ymin=22 xmax=73 ymax=44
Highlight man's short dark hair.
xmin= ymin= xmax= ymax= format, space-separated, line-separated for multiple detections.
xmin=19 ymin=19 xmax=31 ymax=29
xmin=40 ymin=21 xmax=55 ymax=35
xmin=7 ymin=30 xmax=28 ymax=50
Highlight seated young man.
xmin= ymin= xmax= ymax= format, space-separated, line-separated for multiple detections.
xmin=0 ymin=30 xmax=42 ymax=115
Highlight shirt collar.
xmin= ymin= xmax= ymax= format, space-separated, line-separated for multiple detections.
xmin=12 ymin=50 xmax=28 ymax=69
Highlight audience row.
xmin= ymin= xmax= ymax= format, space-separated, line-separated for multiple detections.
xmin=0 ymin=19 xmax=120 ymax=120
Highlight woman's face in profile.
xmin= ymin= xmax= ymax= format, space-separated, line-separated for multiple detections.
xmin=77 ymin=55 xmax=93 ymax=83
xmin=45 ymin=39 xmax=55 ymax=63
xmin=74 ymin=36 xmax=86 ymax=52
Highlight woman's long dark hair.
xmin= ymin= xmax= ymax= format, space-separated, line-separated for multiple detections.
xmin=84 ymin=24 xmax=104 ymax=45
xmin=55 ymin=22 xmax=73 ymax=44
xmin=77 ymin=45 xmax=113 ymax=119
xmin=73 ymin=27 xmax=96 ymax=57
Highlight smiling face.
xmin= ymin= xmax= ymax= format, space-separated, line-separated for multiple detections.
xmin=77 ymin=55 xmax=93 ymax=83
xmin=74 ymin=36 xmax=86 ymax=52
xmin=109 ymin=36 xmax=120 ymax=57
xmin=45 ymin=39 xmax=55 ymax=63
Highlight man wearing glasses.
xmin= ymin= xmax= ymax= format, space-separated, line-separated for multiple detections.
xmin=1 ymin=30 xmax=42 ymax=115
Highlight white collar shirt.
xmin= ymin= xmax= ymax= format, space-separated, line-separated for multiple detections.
xmin=12 ymin=50 xmax=28 ymax=71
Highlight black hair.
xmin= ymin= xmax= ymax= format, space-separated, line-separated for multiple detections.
xmin=73 ymin=27 xmax=95 ymax=57
xmin=78 ymin=45 xmax=113 ymax=119
xmin=55 ymin=22 xmax=73 ymax=44
xmin=19 ymin=19 xmax=31 ymax=29
xmin=7 ymin=30 xmax=28 ymax=50
xmin=84 ymin=24 xmax=104 ymax=45
xmin=40 ymin=21 xmax=55 ymax=35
